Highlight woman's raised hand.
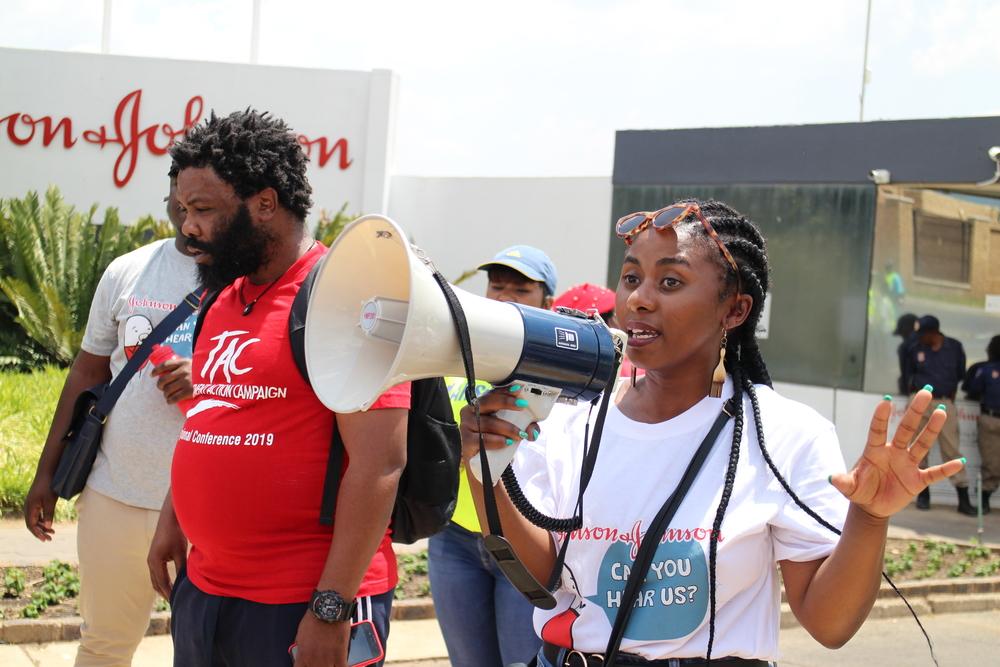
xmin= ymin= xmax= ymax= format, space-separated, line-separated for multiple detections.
xmin=458 ymin=386 xmax=540 ymax=463
xmin=830 ymin=388 xmax=965 ymax=518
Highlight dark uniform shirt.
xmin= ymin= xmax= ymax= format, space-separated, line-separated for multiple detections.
xmin=965 ymin=361 xmax=1000 ymax=412
xmin=903 ymin=336 xmax=966 ymax=398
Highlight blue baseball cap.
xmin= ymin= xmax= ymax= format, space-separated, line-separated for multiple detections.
xmin=478 ymin=245 xmax=558 ymax=296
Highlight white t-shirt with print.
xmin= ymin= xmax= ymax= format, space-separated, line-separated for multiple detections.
xmin=80 ymin=238 xmax=198 ymax=510
xmin=511 ymin=379 xmax=849 ymax=661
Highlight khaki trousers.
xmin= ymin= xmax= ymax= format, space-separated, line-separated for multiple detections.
xmin=914 ymin=397 xmax=967 ymax=488
xmin=75 ymin=487 xmax=160 ymax=667
xmin=978 ymin=414 xmax=1000 ymax=492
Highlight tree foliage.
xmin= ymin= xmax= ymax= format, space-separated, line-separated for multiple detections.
xmin=0 ymin=188 xmax=173 ymax=367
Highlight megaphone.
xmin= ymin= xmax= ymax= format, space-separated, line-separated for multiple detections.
xmin=304 ymin=214 xmax=626 ymax=484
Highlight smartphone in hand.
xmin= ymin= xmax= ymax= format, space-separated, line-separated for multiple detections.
xmin=288 ymin=620 xmax=384 ymax=666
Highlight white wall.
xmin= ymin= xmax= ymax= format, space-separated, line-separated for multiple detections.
xmin=0 ymin=48 xmax=395 ymax=223
xmin=387 ymin=176 xmax=612 ymax=296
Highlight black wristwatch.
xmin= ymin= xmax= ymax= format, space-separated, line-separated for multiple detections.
xmin=309 ymin=589 xmax=355 ymax=623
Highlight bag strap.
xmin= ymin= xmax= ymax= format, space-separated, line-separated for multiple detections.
xmin=603 ymin=398 xmax=736 ymax=664
xmin=93 ymin=289 xmax=204 ymax=419
xmin=288 ymin=259 xmax=324 ymax=387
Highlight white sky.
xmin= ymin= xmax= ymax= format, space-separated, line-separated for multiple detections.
xmin=2 ymin=0 xmax=998 ymax=177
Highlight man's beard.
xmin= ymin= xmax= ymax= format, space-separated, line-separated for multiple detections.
xmin=187 ymin=204 xmax=274 ymax=292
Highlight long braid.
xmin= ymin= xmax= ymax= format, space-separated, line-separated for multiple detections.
xmin=677 ymin=200 xmax=774 ymax=663
xmin=705 ymin=365 xmax=745 ymax=663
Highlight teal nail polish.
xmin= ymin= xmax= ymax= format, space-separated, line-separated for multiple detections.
xmin=883 ymin=394 xmax=892 ymax=401
xmin=827 ymin=474 xmax=833 ymax=485
xmin=505 ymin=438 xmax=515 ymax=446
xmin=515 ymin=398 xmax=530 ymax=408
xmin=922 ymin=384 xmax=933 ymax=392
xmin=531 ymin=428 xmax=540 ymax=440
xmin=960 ymin=457 xmax=967 ymax=465
xmin=518 ymin=430 xmax=529 ymax=439
xmin=509 ymin=384 xmax=522 ymax=392
xmin=936 ymin=404 xmax=946 ymax=411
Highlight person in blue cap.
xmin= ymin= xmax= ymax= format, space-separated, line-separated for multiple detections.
xmin=427 ymin=245 xmax=557 ymax=667
xmin=479 ymin=245 xmax=558 ymax=310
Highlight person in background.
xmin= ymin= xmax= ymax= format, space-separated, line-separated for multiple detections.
xmin=429 ymin=245 xmax=557 ymax=667
xmin=962 ymin=335 xmax=1000 ymax=514
xmin=902 ymin=314 xmax=972 ymax=514
xmin=23 ymin=174 xmax=198 ymax=667
xmin=554 ymin=282 xmax=617 ymax=326
xmin=893 ymin=312 xmax=918 ymax=395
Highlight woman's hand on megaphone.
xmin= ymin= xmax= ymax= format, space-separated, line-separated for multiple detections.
xmin=459 ymin=387 xmax=540 ymax=462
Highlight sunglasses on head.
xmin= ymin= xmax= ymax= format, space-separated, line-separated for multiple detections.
xmin=616 ymin=202 xmax=740 ymax=283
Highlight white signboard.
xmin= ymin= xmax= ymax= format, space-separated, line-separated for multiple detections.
xmin=0 ymin=48 xmax=396 ymax=223
xmin=986 ymin=294 xmax=1000 ymax=314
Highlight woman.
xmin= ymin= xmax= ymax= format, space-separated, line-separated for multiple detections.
xmin=460 ymin=200 xmax=963 ymax=666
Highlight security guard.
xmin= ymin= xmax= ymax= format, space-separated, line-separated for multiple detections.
xmin=963 ymin=335 xmax=1000 ymax=514
xmin=902 ymin=315 xmax=973 ymax=514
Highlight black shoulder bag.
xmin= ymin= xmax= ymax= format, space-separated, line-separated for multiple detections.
xmin=51 ymin=290 xmax=203 ymax=500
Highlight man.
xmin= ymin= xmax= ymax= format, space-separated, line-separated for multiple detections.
xmin=146 ymin=109 xmax=409 ymax=667
xmin=902 ymin=314 xmax=972 ymax=514
xmin=963 ymin=335 xmax=1000 ymax=514
xmin=428 ymin=245 xmax=556 ymax=667
xmin=23 ymin=174 xmax=198 ymax=666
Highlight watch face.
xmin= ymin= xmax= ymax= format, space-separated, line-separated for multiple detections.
xmin=312 ymin=591 xmax=349 ymax=622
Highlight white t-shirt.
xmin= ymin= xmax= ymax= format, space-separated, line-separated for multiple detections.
xmin=80 ymin=238 xmax=199 ymax=510
xmin=512 ymin=378 xmax=849 ymax=661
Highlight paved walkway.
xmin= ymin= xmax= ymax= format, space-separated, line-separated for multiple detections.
xmin=3 ymin=612 xmax=996 ymax=666
xmin=0 ymin=618 xmax=447 ymax=666
xmin=0 ymin=520 xmax=427 ymax=566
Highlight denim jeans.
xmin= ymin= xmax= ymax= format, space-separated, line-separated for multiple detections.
xmin=428 ymin=522 xmax=542 ymax=667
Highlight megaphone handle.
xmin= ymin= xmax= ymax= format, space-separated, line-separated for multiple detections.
xmin=469 ymin=383 xmax=559 ymax=486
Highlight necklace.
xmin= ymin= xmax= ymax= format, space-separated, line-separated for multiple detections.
xmin=239 ymin=240 xmax=317 ymax=316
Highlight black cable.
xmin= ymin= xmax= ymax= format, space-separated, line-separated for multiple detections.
xmin=502 ymin=466 xmax=582 ymax=533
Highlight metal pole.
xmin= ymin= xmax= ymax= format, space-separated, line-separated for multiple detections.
xmin=977 ymin=470 xmax=984 ymax=540
xmin=250 ymin=0 xmax=262 ymax=64
xmin=858 ymin=0 xmax=873 ymax=121
xmin=101 ymin=0 xmax=113 ymax=54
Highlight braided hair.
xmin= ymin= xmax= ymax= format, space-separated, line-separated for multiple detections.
xmin=672 ymin=200 xmax=781 ymax=661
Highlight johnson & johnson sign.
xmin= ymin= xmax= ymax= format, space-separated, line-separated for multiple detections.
xmin=0 ymin=89 xmax=353 ymax=188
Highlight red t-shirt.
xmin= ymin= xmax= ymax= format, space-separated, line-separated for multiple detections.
xmin=171 ymin=244 xmax=411 ymax=604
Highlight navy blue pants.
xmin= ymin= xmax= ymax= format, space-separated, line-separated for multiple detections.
xmin=170 ymin=569 xmax=393 ymax=667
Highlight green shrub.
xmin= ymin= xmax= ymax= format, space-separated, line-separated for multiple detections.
xmin=0 ymin=187 xmax=172 ymax=366
xmin=312 ymin=204 xmax=355 ymax=247
xmin=0 ymin=366 xmax=69 ymax=516
xmin=4 ymin=567 xmax=26 ymax=598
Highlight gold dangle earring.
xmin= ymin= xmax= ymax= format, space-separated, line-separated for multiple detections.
xmin=711 ymin=330 xmax=727 ymax=398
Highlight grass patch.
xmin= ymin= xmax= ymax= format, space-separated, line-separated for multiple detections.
xmin=0 ymin=366 xmax=74 ymax=519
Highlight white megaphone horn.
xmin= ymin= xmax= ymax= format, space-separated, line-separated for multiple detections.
xmin=304 ymin=215 xmax=626 ymax=484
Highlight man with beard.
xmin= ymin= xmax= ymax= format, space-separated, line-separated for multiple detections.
xmin=146 ymin=109 xmax=409 ymax=667
xmin=24 ymin=173 xmax=198 ymax=667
